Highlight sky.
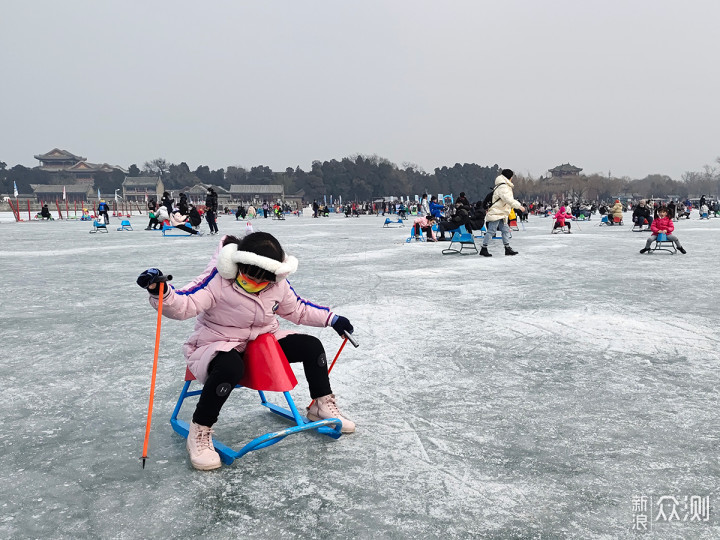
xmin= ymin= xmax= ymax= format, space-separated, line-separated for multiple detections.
xmin=1 ymin=0 xmax=718 ymax=180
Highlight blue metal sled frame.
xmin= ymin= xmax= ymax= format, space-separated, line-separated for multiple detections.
xmin=170 ymin=381 xmax=342 ymax=465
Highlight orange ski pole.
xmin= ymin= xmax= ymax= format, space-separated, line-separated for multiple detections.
xmin=141 ymin=277 xmax=171 ymax=468
xmin=307 ymin=331 xmax=358 ymax=409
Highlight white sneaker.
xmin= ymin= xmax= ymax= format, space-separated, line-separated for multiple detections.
xmin=307 ymin=394 xmax=356 ymax=433
xmin=187 ymin=421 xmax=221 ymax=470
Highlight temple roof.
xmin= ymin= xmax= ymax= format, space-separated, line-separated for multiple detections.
xmin=34 ymin=148 xmax=87 ymax=162
xmin=549 ymin=163 xmax=583 ymax=173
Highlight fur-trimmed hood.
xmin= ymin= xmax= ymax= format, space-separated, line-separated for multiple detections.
xmin=216 ymin=242 xmax=298 ymax=282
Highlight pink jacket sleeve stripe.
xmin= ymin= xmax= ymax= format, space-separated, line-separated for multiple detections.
xmin=288 ymin=283 xmax=330 ymax=313
xmin=174 ymin=268 xmax=219 ymax=296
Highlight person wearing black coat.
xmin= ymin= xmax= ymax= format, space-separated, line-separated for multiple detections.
xmin=161 ymin=192 xmax=174 ymax=215
xmin=204 ymin=188 xmax=219 ymax=234
xmin=146 ymin=198 xmax=160 ymax=230
xmin=438 ymin=203 xmax=474 ymax=240
xmin=468 ymin=201 xmax=487 ymax=232
xmin=632 ymin=201 xmax=653 ymax=229
xmin=178 ymin=193 xmax=188 ymax=215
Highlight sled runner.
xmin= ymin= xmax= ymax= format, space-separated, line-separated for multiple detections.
xmin=442 ymin=226 xmax=478 ymax=255
xmin=651 ymin=233 xmax=677 ymax=254
xmin=170 ymin=333 xmax=342 ymax=465
xmin=89 ymin=219 xmax=108 ymax=233
xmin=632 ymin=219 xmax=650 ymax=232
xmin=161 ymin=224 xmax=194 ymax=237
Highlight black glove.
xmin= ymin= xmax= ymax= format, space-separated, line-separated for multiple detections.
xmin=331 ymin=315 xmax=354 ymax=337
xmin=137 ymin=268 xmax=166 ymax=295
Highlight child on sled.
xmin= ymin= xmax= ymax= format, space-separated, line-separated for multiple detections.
xmin=639 ymin=206 xmax=687 ymax=254
xmin=137 ymin=232 xmax=356 ymax=470
xmin=552 ymin=206 xmax=573 ymax=232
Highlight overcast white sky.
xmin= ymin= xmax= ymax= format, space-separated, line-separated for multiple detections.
xmin=1 ymin=0 xmax=718 ymax=179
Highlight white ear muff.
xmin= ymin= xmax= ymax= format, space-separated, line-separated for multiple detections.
xmin=216 ymin=243 xmax=240 ymax=279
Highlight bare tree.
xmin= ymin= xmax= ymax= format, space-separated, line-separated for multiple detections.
xmin=143 ymin=158 xmax=170 ymax=177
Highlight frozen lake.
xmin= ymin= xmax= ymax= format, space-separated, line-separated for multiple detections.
xmin=1 ymin=210 xmax=719 ymax=538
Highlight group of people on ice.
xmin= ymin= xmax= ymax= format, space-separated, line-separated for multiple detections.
xmin=411 ymin=169 xmax=526 ymax=256
xmin=145 ymin=189 xmax=219 ymax=235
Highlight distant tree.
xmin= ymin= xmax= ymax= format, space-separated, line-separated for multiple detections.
xmin=93 ymin=169 xmax=125 ymax=196
xmin=143 ymin=158 xmax=169 ymax=178
xmin=128 ymin=164 xmax=141 ymax=177
xmin=165 ymin=162 xmax=198 ymax=189
xmin=246 ymin=165 xmax=274 ymax=185
xmin=226 ymin=166 xmax=248 ymax=186
xmin=5 ymin=165 xmax=52 ymax=194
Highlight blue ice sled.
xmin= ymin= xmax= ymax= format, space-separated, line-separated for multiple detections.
xmin=89 ymin=219 xmax=108 ymax=233
xmin=170 ymin=334 xmax=342 ymax=465
xmin=162 ymin=224 xmax=194 ymax=237
xmin=651 ymin=233 xmax=677 ymax=254
xmin=383 ymin=218 xmax=404 ymax=228
xmin=442 ymin=225 xmax=478 ymax=255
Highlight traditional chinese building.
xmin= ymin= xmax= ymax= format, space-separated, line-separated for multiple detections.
xmin=548 ymin=163 xmax=583 ymax=178
xmin=229 ymin=184 xmax=285 ymax=204
xmin=184 ymin=184 xmax=231 ymax=206
xmin=122 ymin=176 xmax=164 ymax=203
xmin=29 ymin=184 xmax=92 ymax=203
xmin=34 ymin=148 xmax=125 ymax=184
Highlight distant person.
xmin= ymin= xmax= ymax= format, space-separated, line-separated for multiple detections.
xmin=170 ymin=210 xmax=201 ymax=235
xmin=552 ymin=206 xmax=573 ymax=233
xmin=412 ymin=215 xmax=438 ymax=241
xmin=178 ymin=192 xmax=188 ymax=215
xmin=607 ymin=199 xmax=624 ymax=225
xmin=161 ymin=191 xmax=174 ymax=215
xmin=632 ymin=200 xmax=653 ymax=229
xmin=479 ymin=169 xmax=525 ymax=257
xmin=420 ymin=194 xmax=430 ymax=217
xmin=97 ymin=199 xmax=110 ymax=224
xmin=236 ymin=205 xmax=246 ymax=220
xmin=40 ymin=204 xmax=52 ymax=220
xmin=205 ymin=187 xmax=219 ymax=235
xmin=146 ymin=198 xmax=160 ymax=230
xmin=188 ymin=204 xmax=203 ymax=229
xmin=262 ymin=200 xmax=269 ymax=218
xmin=456 ymin=192 xmax=470 ymax=208
xmin=428 ymin=196 xmax=444 ymax=219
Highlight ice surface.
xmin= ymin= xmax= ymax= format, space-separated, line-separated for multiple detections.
xmin=1 ymin=211 xmax=719 ymax=538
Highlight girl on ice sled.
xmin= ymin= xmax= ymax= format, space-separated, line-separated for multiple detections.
xmin=137 ymin=232 xmax=356 ymax=470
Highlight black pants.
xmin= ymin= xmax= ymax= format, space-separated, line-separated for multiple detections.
xmin=176 ymin=224 xmax=199 ymax=235
xmin=205 ymin=210 xmax=218 ymax=233
xmin=192 ymin=334 xmax=331 ymax=427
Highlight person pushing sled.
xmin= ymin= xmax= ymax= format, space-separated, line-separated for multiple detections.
xmin=137 ymin=232 xmax=356 ymax=470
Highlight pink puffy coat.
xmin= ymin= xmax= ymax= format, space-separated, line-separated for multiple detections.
xmin=149 ymin=238 xmax=335 ymax=382
xmin=412 ymin=216 xmax=437 ymax=240
xmin=553 ymin=208 xmax=573 ymax=226
xmin=651 ymin=216 xmax=674 ymax=235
